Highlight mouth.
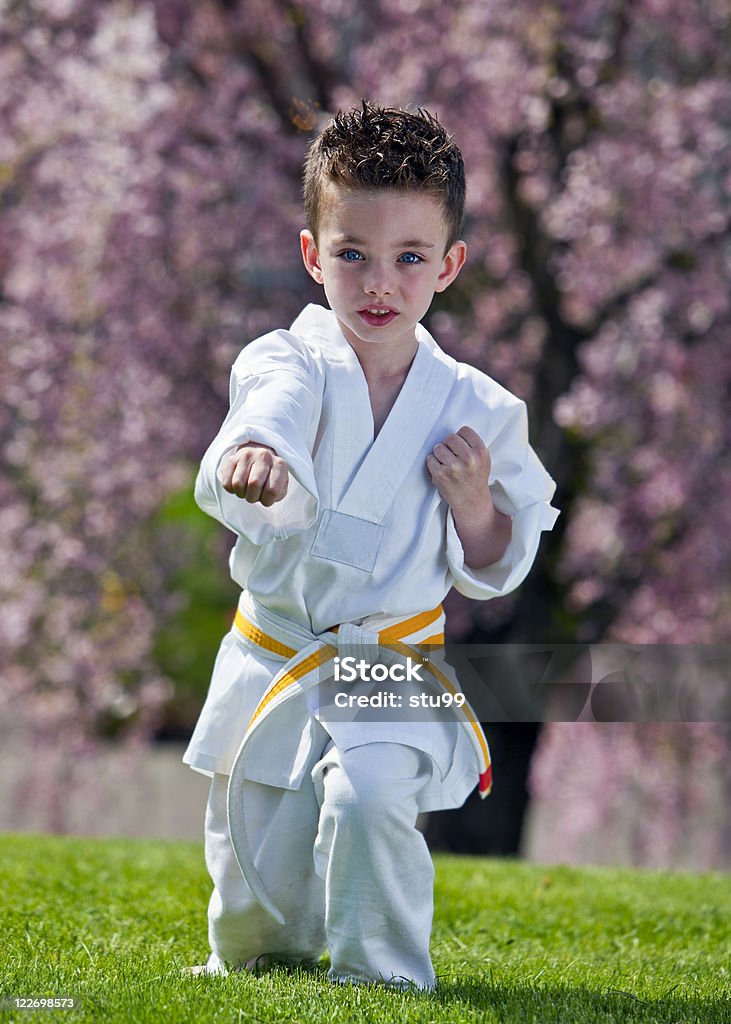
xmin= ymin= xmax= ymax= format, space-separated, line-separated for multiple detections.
xmin=357 ymin=306 xmax=399 ymax=327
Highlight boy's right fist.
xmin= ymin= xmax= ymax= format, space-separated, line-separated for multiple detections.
xmin=220 ymin=442 xmax=289 ymax=506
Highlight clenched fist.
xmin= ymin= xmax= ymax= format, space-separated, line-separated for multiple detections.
xmin=219 ymin=442 xmax=289 ymax=506
xmin=427 ymin=425 xmax=511 ymax=570
xmin=426 ymin=425 xmax=492 ymax=511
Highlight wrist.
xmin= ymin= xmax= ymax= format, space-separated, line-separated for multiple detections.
xmin=449 ymin=486 xmax=494 ymax=519
xmin=450 ymin=491 xmax=512 ymax=571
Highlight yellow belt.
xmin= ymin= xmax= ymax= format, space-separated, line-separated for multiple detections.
xmin=233 ymin=603 xmax=492 ymax=797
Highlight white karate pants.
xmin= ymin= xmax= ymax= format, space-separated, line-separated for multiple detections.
xmin=204 ymin=741 xmax=436 ymax=989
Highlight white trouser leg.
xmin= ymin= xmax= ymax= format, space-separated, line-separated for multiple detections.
xmin=312 ymin=742 xmax=436 ymax=990
xmin=205 ymin=772 xmax=327 ymax=966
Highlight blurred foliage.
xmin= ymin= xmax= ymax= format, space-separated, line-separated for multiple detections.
xmin=2 ymin=0 xmax=730 ymax=847
xmin=151 ymin=478 xmax=237 ymax=737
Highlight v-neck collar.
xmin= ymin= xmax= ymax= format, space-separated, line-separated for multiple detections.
xmin=290 ymin=304 xmax=457 ymax=523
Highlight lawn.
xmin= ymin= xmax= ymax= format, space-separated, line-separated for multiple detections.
xmin=1 ymin=833 xmax=729 ymax=1023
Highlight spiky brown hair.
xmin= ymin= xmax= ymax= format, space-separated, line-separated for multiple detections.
xmin=303 ymin=100 xmax=466 ymax=251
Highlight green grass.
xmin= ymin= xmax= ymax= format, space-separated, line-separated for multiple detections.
xmin=1 ymin=834 xmax=729 ymax=1023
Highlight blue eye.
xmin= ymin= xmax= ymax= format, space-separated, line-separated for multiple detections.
xmin=339 ymin=249 xmax=364 ymax=261
xmin=398 ymin=252 xmax=423 ymax=264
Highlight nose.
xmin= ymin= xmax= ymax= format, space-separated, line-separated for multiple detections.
xmin=363 ymin=261 xmax=394 ymax=297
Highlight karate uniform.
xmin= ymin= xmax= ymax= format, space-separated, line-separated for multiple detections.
xmin=184 ymin=303 xmax=558 ymax=987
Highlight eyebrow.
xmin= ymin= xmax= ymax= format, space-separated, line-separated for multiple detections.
xmin=330 ymin=235 xmax=436 ymax=249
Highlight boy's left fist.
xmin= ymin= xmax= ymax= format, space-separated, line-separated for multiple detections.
xmin=426 ymin=425 xmax=492 ymax=510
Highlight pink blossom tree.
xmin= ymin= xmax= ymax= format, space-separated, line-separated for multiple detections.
xmin=2 ymin=0 xmax=729 ymax=853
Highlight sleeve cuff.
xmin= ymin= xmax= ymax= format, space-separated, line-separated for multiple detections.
xmin=446 ymin=500 xmax=559 ymax=600
xmin=198 ymin=423 xmax=319 ymax=544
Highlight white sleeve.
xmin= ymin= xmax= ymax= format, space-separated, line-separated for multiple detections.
xmin=446 ymin=400 xmax=559 ymax=600
xmin=194 ymin=330 xmax=323 ymax=543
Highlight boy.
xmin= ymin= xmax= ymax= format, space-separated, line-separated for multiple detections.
xmin=184 ymin=101 xmax=558 ymax=989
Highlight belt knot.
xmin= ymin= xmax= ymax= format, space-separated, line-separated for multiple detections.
xmin=335 ymin=622 xmax=380 ymax=665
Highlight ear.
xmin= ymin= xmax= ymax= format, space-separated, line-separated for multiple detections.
xmin=300 ymin=229 xmax=324 ymax=285
xmin=434 ymin=240 xmax=467 ymax=293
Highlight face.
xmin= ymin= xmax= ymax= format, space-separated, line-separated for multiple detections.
xmin=300 ymin=187 xmax=466 ymax=360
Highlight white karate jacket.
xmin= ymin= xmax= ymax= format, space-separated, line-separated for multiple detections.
xmin=184 ymin=303 xmax=558 ymax=806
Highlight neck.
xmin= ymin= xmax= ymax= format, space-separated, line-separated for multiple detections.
xmin=344 ymin=331 xmax=420 ymax=440
xmin=346 ymin=334 xmax=419 ymax=385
